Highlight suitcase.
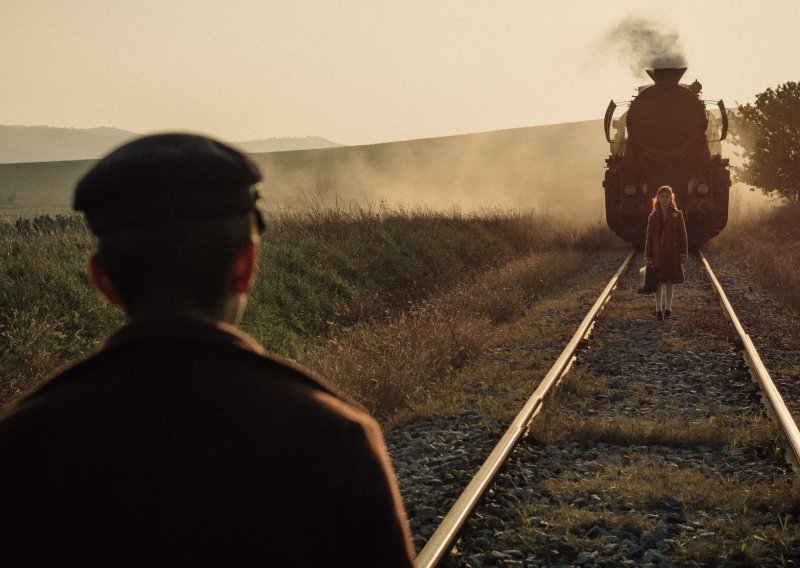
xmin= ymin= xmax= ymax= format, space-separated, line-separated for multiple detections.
xmin=637 ymin=265 xmax=658 ymax=294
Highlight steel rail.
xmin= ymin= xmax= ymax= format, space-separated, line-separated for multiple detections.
xmin=415 ymin=250 xmax=635 ymax=568
xmin=699 ymin=251 xmax=800 ymax=473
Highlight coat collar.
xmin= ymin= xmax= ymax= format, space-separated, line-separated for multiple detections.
xmin=100 ymin=318 xmax=356 ymax=408
xmin=652 ymin=209 xmax=680 ymax=219
xmin=103 ymin=318 xmax=266 ymax=356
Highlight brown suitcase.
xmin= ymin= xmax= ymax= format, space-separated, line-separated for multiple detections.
xmin=638 ymin=265 xmax=657 ymax=294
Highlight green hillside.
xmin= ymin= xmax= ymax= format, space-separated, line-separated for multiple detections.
xmin=0 ymin=160 xmax=96 ymax=218
xmin=0 ymin=120 xmax=608 ymax=222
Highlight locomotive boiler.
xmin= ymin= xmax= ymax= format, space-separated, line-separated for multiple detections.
xmin=603 ymin=67 xmax=730 ymax=248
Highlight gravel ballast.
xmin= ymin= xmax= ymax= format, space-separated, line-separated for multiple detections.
xmin=386 ymin=249 xmax=800 ymax=567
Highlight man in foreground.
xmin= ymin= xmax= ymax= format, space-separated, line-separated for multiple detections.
xmin=0 ymin=133 xmax=415 ymax=566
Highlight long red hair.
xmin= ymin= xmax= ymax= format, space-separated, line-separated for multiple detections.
xmin=651 ymin=185 xmax=679 ymax=214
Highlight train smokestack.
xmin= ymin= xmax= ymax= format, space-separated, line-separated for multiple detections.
xmin=646 ymin=67 xmax=687 ymax=85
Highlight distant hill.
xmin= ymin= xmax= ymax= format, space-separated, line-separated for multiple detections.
xmin=0 ymin=121 xmax=613 ymax=221
xmin=237 ymin=137 xmax=344 ymax=154
xmin=0 ymin=126 xmax=136 ymax=164
xmin=0 ymin=125 xmax=342 ymax=163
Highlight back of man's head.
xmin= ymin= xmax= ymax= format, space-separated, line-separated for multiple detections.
xmin=74 ymin=133 xmax=265 ymax=321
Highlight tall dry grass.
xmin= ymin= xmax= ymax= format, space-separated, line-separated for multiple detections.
xmin=1 ymin=216 xmax=123 ymax=400
xmin=303 ymin=251 xmax=585 ymax=420
xmin=716 ymin=202 xmax=800 ymax=314
xmin=1 ymin=207 xmax=618 ymax=409
xmin=244 ymin=203 xmax=560 ymax=354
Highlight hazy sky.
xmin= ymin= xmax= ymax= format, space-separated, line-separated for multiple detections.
xmin=2 ymin=0 xmax=798 ymax=146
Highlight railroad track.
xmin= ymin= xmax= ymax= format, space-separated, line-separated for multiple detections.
xmin=387 ymin=248 xmax=800 ymax=567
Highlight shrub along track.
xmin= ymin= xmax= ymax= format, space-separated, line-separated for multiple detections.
xmin=386 ymin=249 xmax=800 ymax=567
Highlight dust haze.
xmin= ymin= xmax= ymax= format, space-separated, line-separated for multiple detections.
xmin=1 ymin=120 xmax=774 ymax=229
xmin=0 ymin=121 xmax=609 ymax=224
xmin=252 ymin=121 xmax=609 ymax=226
xmin=604 ymin=17 xmax=687 ymax=76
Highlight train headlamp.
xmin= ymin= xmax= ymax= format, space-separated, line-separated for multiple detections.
xmin=623 ymin=184 xmax=637 ymax=196
xmin=697 ymin=183 xmax=710 ymax=195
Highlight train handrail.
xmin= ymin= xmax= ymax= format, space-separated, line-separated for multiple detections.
xmin=717 ymin=100 xmax=728 ymax=141
xmin=414 ymin=250 xmax=635 ymax=568
xmin=699 ymin=251 xmax=800 ymax=473
xmin=604 ymin=100 xmax=617 ymax=144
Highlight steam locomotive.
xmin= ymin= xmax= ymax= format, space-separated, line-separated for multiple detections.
xmin=603 ymin=67 xmax=730 ymax=248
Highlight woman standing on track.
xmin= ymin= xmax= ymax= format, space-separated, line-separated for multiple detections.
xmin=645 ymin=185 xmax=688 ymax=320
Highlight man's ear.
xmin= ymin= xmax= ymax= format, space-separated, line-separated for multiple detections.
xmin=88 ymin=255 xmax=122 ymax=306
xmin=231 ymin=240 xmax=257 ymax=295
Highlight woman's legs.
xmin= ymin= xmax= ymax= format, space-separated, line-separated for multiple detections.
xmin=653 ymin=281 xmax=677 ymax=320
xmin=664 ymin=283 xmax=675 ymax=312
xmin=654 ymin=283 xmax=664 ymax=313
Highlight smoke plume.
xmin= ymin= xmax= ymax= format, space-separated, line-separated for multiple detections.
xmin=606 ymin=17 xmax=687 ymax=75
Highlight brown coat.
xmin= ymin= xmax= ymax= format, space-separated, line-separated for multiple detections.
xmin=645 ymin=208 xmax=688 ymax=284
xmin=0 ymin=319 xmax=414 ymax=567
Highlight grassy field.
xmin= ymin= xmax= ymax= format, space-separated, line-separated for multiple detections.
xmin=1 ymin=206 xmax=620 ymax=418
xmin=5 ymin=200 xmax=795 ymax=421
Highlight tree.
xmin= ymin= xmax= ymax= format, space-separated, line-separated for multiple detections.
xmin=730 ymin=81 xmax=800 ymax=203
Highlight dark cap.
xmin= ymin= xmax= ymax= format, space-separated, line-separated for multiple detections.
xmin=74 ymin=133 xmax=265 ymax=235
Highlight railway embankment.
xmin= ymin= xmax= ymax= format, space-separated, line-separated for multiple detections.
xmin=388 ymin=248 xmax=800 ymax=566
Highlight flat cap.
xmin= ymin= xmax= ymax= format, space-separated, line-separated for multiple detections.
xmin=74 ymin=133 xmax=264 ymax=235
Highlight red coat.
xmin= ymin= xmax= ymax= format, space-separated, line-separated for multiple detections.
xmin=645 ymin=208 xmax=688 ymax=284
